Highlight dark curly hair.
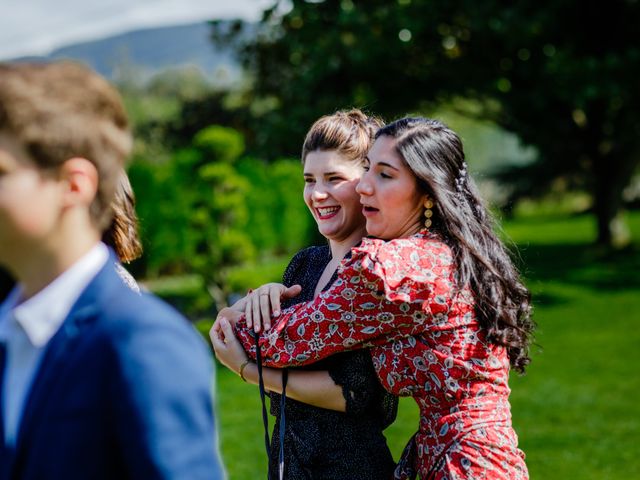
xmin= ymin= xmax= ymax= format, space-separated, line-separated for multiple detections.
xmin=376 ymin=117 xmax=534 ymax=373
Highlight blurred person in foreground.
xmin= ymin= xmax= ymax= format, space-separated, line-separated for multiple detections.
xmin=0 ymin=270 xmax=14 ymax=304
xmin=213 ymin=110 xmax=397 ymax=479
xmin=214 ymin=117 xmax=534 ymax=479
xmin=1 ymin=170 xmax=141 ymax=305
xmin=0 ymin=61 xmax=224 ymax=480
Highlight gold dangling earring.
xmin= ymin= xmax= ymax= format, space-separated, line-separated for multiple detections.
xmin=423 ymin=199 xmax=433 ymax=228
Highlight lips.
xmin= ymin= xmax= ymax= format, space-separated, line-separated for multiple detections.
xmin=315 ymin=206 xmax=340 ymax=219
xmin=361 ymin=204 xmax=379 ymax=216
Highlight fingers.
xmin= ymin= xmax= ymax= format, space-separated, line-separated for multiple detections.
xmin=209 ymin=321 xmax=225 ymax=355
xmin=242 ymin=283 xmax=295 ymax=333
xmin=228 ymin=295 xmax=247 ymax=312
xmin=219 ymin=317 xmax=235 ymax=341
xmin=251 ymin=293 xmax=262 ymax=333
xmin=269 ymin=287 xmax=281 ymax=320
xmin=260 ymin=293 xmax=272 ymax=330
xmin=283 ymin=284 xmax=302 ymax=299
xmin=210 ymin=319 xmax=237 ymax=372
xmin=209 ymin=319 xmax=222 ymax=345
xmin=244 ymin=298 xmax=253 ymax=331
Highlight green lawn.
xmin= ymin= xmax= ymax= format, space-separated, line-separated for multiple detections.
xmin=215 ymin=211 xmax=640 ymax=479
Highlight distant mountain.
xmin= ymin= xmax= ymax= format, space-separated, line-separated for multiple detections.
xmin=14 ymin=21 xmax=242 ymax=82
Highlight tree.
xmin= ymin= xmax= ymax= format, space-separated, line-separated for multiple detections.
xmin=212 ymin=0 xmax=640 ymax=246
xmin=236 ymin=156 xmax=313 ymax=253
xmin=129 ymin=125 xmax=255 ymax=310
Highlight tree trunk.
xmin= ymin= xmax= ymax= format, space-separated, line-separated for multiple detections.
xmin=592 ymin=152 xmax=637 ymax=247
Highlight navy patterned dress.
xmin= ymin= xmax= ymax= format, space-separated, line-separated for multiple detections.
xmin=267 ymin=245 xmax=397 ymax=480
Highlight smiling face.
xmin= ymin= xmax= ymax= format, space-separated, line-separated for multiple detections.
xmin=303 ymin=150 xmax=366 ymax=244
xmin=356 ymin=135 xmax=425 ymax=240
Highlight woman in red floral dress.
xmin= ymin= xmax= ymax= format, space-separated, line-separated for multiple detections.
xmin=213 ymin=117 xmax=534 ymax=479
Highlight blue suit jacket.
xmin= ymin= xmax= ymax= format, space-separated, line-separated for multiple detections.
xmin=0 ymin=255 xmax=224 ymax=479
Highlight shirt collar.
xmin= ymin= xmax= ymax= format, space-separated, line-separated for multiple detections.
xmin=0 ymin=243 xmax=109 ymax=347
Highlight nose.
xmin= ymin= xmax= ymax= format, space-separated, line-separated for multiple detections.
xmin=310 ymin=185 xmax=329 ymax=202
xmin=356 ymin=173 xmax=372 ymax=196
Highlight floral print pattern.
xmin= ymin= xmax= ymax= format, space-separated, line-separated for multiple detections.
xmin=236 ymin=231 xmax=528 ymax=479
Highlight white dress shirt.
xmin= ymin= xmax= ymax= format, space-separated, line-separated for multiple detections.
xmin=0 ymin=242 xmax=108 ymax=446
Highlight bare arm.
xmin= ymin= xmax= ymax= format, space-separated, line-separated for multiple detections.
xmin=211 ymin=317 xmax=346 ymax=412
xmin=241 ymin=363 xmax=346 ymax=412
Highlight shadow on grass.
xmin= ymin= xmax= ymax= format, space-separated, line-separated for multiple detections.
xmin=528 ymin=291 xmax=571 ymax=308
xmin=514 ymin=242 xmax=640 ymax=292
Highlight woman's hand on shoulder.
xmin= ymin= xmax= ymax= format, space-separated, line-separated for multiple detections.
xmin=244 ymin=283 xmax=302 ymax=332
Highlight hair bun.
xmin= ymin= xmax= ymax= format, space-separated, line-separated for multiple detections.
xmin=301 ymin=108 xmax=384 ymax=163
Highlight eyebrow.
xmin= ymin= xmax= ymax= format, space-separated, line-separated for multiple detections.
xmin=365 ymin=157 xmax=400 ymax=171
xmin=303 ymin=171 xmax=344 ymax=176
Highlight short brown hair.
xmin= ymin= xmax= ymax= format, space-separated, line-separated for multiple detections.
xmin=301 ymin=109 xmax=383 ymax=165
xmin=0 ymin=61 xmax=133 ymax=230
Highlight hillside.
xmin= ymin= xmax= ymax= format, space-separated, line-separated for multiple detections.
xmin=13 ymin=21 xmax=240 ymax=82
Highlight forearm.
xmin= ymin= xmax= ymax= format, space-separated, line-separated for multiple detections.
xmin=238 ymin=285 xmax=425 ymax=368
xmin=241 ymin=365 xmax=347 ymax=412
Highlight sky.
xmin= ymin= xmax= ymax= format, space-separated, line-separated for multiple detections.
xmin=0 ymin=0 xmax=274 ymax=60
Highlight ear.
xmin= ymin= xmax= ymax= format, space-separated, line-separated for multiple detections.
xmin=60 ymin=157 xmax=98 ymax=208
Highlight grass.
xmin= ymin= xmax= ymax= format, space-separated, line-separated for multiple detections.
xmin=215 ymin=211 xmax=640 ymax=479
xmin=506 ymin=211 xmax=640 ymax=479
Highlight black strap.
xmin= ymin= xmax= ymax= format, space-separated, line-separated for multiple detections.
xmin=278 ymin=369 xmax=288 ymax=480
xmin=253 ymin=331 xmax=271 ymax=460
xmin=254 ymin=331 xmax=288 ymax=480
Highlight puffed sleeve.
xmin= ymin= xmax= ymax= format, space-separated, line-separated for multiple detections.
xmin=235 ymin=235 xmax=457 ymax=368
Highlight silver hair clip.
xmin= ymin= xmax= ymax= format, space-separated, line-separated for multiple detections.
xmin=455 ymin=162 xmax=467 ymax=193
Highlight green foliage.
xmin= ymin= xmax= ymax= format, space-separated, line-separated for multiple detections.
xmin=129 ymin=125 xmax=314 ymax=310
xmin=235 ymin=156 xmax=313 ymax=254
xmin=145 ymin=66 xmax=212 ymax=100
xmin=143 ymin=275 xmax=211 ymax=319
xmin=235 ymin=157 xmax=279 ymax=250
xmin=224 ymin=257 xmax=290 ymax=293
xmin=119 ymin=67 xmax=214 ymax=141
xmin=129 ymin=125 xmax=256 ymax=308
xmin=128 ymin=155 xmax=195 ymax=276
xmin=431 ymin=105 xmax=535 ymax=175
xmin=270 ymin=159 xmax=314 ymax=253
xmin=215 ymin=211 xmax=640 ymax=479
xmin=213 ymin=0 xmax=640 ymax=245
xmin=194 ymin=126 xmax=245 ymax=163
xmin=123 ymin=93 xmax=181 ymax=129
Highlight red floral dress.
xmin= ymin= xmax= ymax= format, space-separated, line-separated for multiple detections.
xmin=236 ymin=231 xmax=528 ymax=479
